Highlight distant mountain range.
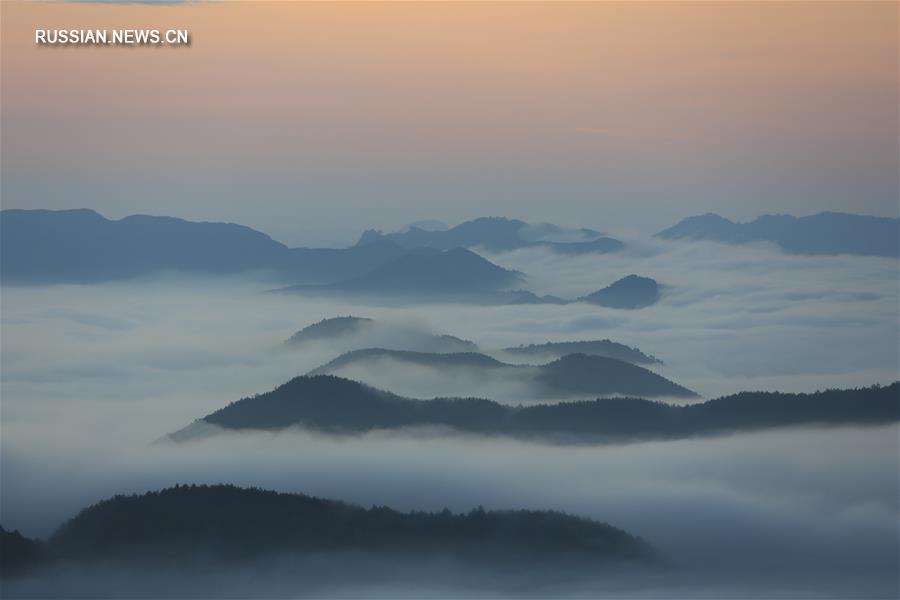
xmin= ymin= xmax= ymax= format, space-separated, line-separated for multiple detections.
xmin=170 ymin=376 xmax=899 ymax=443
xmin=0 ymin=485 xmax=653 ymax=576
xmin=657 ymin=212 xmax=900 ymax=257
xmin=307 ymin=350 xmax=695 ymax=399
xmin=502 ymin=340 xmax=661 ymax=365
xmin=0 ymin=209 xmax=427 ymax=285
xmin=1 ymin=210 xmax=665 ymax=307
xmin=286 ymin=316 xmax=479 ymax=354
xmin=357 ymin=216 xmax=624 ymax=254
xmin=0 ymin=210 xmax=621 ymax=286
xmin=4 ymin=209 xmax=893 ymax=287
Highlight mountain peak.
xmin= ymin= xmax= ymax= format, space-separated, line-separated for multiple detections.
xmin=582 ymin=275 xmax=660 ymax=309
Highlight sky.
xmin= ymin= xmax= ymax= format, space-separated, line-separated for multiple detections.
xmin=1 ymin=1 xmax=898 ymax=246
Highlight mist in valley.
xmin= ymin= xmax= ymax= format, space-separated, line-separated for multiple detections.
xmin=1 ymin=241 xmax=898 ymax=597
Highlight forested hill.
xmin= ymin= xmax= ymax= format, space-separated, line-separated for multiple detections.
xmin=1 ymin=485 xmax=653 ymax=573
xmin=173 ymin=377 xmax=899 ymax=442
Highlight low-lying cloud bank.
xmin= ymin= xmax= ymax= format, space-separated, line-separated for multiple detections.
xmin=2 ymin=425 xmax=898 ymax=597
xmin=1 ymin=238 xmax=898 ymax=597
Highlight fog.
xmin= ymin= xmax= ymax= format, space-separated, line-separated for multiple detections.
xmin=1 ymin=239 xmax=898 ymax=597
xmin=3 ymin=425 xmax=898 ymax=597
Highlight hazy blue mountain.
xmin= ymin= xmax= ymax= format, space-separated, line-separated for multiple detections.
xmin=172 ymin=376 xmax=898 ymax=442
xmin=1 ymin=209 xmax=284 ymax=283
xmin=307 ymin=350 xmax=695 ymax=398
xmin=581 ymin=275 xmax=660 ymax=309
xmin=308 ymin=349 xmax=507 ymax=375
xmin=275 ymin=248 xmax=523 ymax=298
xmin=0 ymin=209 xmax=426 ymax=284
xmin=656 ymin=212 xmax=900 ymax=257
xmin=283 ymin=241 xmax=438 ymax=285
xmin=357 ymin=217 xmax=624 ymax=254
xmin=503 ymin=340 xmax=661 ymax=365
xmin=0 ymin=485 xmax=651 ymax=571
xmin=286 ymin=316 xmax=479 ymax=353
xmin=286 ymin=316 xmax=375 ymax=344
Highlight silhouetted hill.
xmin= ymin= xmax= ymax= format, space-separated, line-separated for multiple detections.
xmin=656 ymin=212 xmax=900 ymax=257
xmin=275 ymin=248 xmax=523 ymax=297
xmin=285 ymin=317 xmax=479 ymax=353
xmin=173 ymin=377 xmax=899 ymax=443
xmin=357 ymin=217 xmax=623 ymax=254
xmin=286 ymin=316 xmax=375 ymax=344
xmin=581 ymin=275 xmax=660 ymax=309
xmin=536 ymin=354 xmax=691 ymax=397
xmin=308 ymin=349 xmax=506 ymax=376
xmin=0 ymin=209 xmax=428 ymax=284
xmin=307 ymin=350 xmax=694 ymax=398
xmin=0 ymin=527 xmax=43 ymax=577
xmin=9 ymin=485 xmax=651 ymax=567
xmin=503 ymin=340 xmax=661 ymax=365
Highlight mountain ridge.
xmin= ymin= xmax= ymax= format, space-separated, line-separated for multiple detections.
xmin=356 ymin=216 xmax=624 ymax=254
xmin=307 ymin=350 xmax=695 ymax=398
xmin=656 ymin=211 xmax=899 ymax=257
xmin=169 ymin=376 xmax=900 ymax=443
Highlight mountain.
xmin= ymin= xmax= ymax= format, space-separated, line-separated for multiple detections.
xmin=283 ymin=241 xmax=437 ymax=284
xmin=357 ymin=217 xmax=624 ymax=254
xmin=308 ymin=349 xmax=695 ymax=398
xmin=308 ymin=348 xmax=506 ymax=376
xmin=286 ymin=316 xmax=479 ymax=353
xmin=275 ymin=248 xmax=523 ymax=298
xmin=0 ymin=485 xmax=652 ymax=572
xmin=172 ymin=376 xmax=899 ymax=442
xmin=503 ymin=340 xmax=661 ymax=365
xmin=0 ymin=209 xmax=427 ymax=284
xmin=535 ymin=354 xmax=690 ymax=397
xmin=0 ymin=527 xmax=43 ymax=577
xmin=656 ymin=212 xmax=900 ymax=257
xmin=581 ymin=275 xmax=660 ymax=309
xmin=0 ymin=209 xmax=285 ymax=283
xmin=286 ymin=316 xmax=375 ymax=344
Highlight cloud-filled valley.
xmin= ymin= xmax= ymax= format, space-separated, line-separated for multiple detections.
xmin=1 ymin=223 xmax=898 ymax=598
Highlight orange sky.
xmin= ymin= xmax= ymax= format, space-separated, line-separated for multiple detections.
xmin=2 ymin=1 xmax=897 ymax=240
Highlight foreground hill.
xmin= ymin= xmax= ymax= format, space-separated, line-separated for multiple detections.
xmin=1 ymin=485 xmax=653 ymax=575
xmin=357 ymin=216 xmax=624 ymax=254
xmin=171 ymin=377 xmax=899 ymax=442
xmin=308 ymin=350 xmax=695 ymax=399
xmin=502 ymin=340 xmax=661 ymax=365
xmin=0 ymin=209 xmax=426 ymax=284
xmin=656 ymin=212 xmax=900 ymax=257
xmin=0 ymin=527 xmax=42 ymax=577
